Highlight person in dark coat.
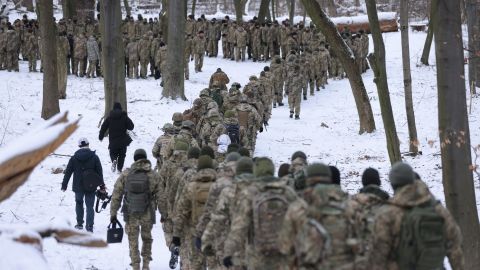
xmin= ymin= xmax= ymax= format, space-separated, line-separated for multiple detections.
xmin=99 ymin=102 xmax=135 ymax=172
xmin=62 ymin=138 xmax=104 ymax=232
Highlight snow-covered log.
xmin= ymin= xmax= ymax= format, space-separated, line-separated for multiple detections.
xmin=332 ymin=12 xmax=398 ymax=33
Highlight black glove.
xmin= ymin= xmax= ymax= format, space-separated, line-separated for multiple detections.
xmin=98 ymin=134 xmax=103 ymax=141
xmin=223 ymin=256 xmax=233 ymax=268
xmin=110 ymin=215 xmax=117 ymax=223
xmin=259 ymin=126 xmax=264 ymax=133
xmin=191 ymin=57 xmax=194 ymax=61
xmin=172 ymin=236 xmax=181 ymax=247
xmin=160 ymin=216 xmax=166 ymax=223
xmin=195 ymin=236 xmax=202 ymax=250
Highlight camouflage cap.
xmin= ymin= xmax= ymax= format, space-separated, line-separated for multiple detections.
xmin=162 ymin=123 xmax=175 ymax=132
xmin=200 ymin=146 xmax=215 ymax=159
xmin=291 ymin=151 xmax=307 ymax=161
xmin=197 ymin=155 xmax=214 ymax=171
xmin=207 ymin=109 xmax=221 ymax=119
xmin=200 ymin=88 xmax=210 ymax=97
xmin=193 ymin=98 xmax=203 ymax=107
xmin=207 ymin=101 xmax=218 ymax=111
xmin=236 ymin=157 xmax=254 ymax=175
xmin=254 ymin=157 xmax=275 ymax=177
xmin=305 ymin=163 xmax=332 ymax=186
xmin=182 ymin=120 xmax=195 ymax=130
xmin=389 ymin=162 xmax=415 ymax=190
xmin=249 ymin=75 xmax=258 ymax=81
xmin=172 ymin=112 xmax=184 ymax=122
xmin=224 ymin=110 xmax=235 ymax=118
xmin=174 ymin=141 xmax=189 ymax=152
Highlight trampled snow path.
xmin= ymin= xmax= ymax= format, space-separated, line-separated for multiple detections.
xmin=0 ymin=29 xmax=479 ymax=269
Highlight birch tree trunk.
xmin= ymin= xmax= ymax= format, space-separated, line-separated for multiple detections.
xmin=100 ymin=0 xmax=127 ymax=116
xmin=164 ymin=0 xmax=186 ymax=100
xmin=435 ymin=0 xmax=480 ymax=268
xmin=400 ymin=0 xmax=418 ymax=154
xmin=301 ymin=0 xmax=376 ymax=134
xmin=366 ymin=0 xmax=401 ymax=164
xmin=38 ymin=0 xmax=60 ymax=120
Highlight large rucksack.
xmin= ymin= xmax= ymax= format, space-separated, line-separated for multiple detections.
xmin=396 ymin=200 xmax=447 ymax=270
xmin=191 ymin=181 xmax=212 ymax=224
xmin=252 ymin=184 xmax=291 ymax=255
xmin=210 ymin=88 xmax=224 ymax=109
xmin=124 ymin=170 xmax=150 ymax=214
xmin=225 ymin=123 xmax=240 ymax=145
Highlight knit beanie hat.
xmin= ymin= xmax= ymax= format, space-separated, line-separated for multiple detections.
xmin=225 ymin=152 xmax=241 ymax=163
xmin=362 ymin=167 xmax=381 ymax=187
xmin=134 ymin=149 xmax=147 ymax=161
xmin=197 ymin=155 xmax=214 ymax=171
xmin=200 ymin=146 xmax=215 ymax=159
xmin=330 ymin=166 xmax=341 ymax=185
xmin=291 ymin=151 xmax=307 ymax=161
xmin=227 ymin=143 xmax=240 ymax=153
xmin=188 ymin=147 xmax=201 ymax=159
xmin=236 ymin=157 xmax=254 ymax=175
xmin=305 ymin=163 xmax=332 ymax=186
xmin=254 ymin=157 xmax=275 ymax=177
xmin=174 ymin=141 xmax=189 ymax=152
xmin=224 ymin=110 xmax=236 ymax=118
xmin=238 ymin=147 xmax=250 ymax=157
xmin=278 ymin=163 xmax=290 ymax=178
xmin=389 ymin=162 xmax=415 ymax=190
xmin=78 ymin=137 xmax=89 ymax=148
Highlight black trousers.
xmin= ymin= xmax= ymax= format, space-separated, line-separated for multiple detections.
xmin=109 ymin=147 xmax=127 ymax=172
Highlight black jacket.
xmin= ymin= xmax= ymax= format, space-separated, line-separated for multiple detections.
xmin=62 ymin=148 xmax=103 ymax=192
xmin=99 ymin=109 xmax=134 ymax=150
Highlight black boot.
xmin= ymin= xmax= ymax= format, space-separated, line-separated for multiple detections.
xmin=295 ymin=115 xmax=300 ymax=120
xmin=289 ymin=111 xmax=293 ymax=118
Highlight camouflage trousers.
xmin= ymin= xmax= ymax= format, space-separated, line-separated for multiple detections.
xmin=274 ymin=80 xmax=284 ymax=104
xmin=27 ymin=52 xmax=37 ymax=71
xmin=6 ymin=51 xmax=18 ymax=72
xmin=235 ymin=46 xmax=246 ymax=62
xmin=252 ymin=42 xmax=261 ymax=60
xmin=288 ymin=92 xmax=301 ymax=116
xmin=74 ymin=57 xmax=86 ymax=76
xmin=207 ymin=39 xmax=218 ymax=56
xmin=316 ymin=70 xmax=328 ymax=89
xmin=222 ymin=40 xmax=229 ymax=58
xmin=162 ymin=218 xmax=173 ymax=248
xmin=184 ymin=56 xmax=190 ymax=80
xmin=128 ymin=59 xmax=139 ymax=78
xmin=87 ymin=60 xmax=97 ymax=77
xmin=247 ymin=252 xmax=286 ymax=270
xmin=0 ymin=50 xmax=4 ymax=69
xmin=228 ymin=42 xmax=235 ymax=59
xmin=125 ymin=218 xmax=153 ymax=266
xmin=194 ymin=53 xmax=204 ymax=72
xmin=139 ymin=58 xmax=149 ymax=78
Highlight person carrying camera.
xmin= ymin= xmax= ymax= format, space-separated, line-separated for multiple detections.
xmin=62 ymin=138 xmax=105 ymax=232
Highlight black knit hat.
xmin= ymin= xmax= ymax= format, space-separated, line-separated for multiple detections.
xmin=278 ymin=163 xmax=290 ymax=178
xmin=188 ymin=147 xmax=201 ymax=159
xmin=329 ymin=166 xmax=341 ymax=185
xmin=227 ymin=143 xmax=240 ymax=153
xmin=238 ymin=147 xmax=250 ymax=157
xmin=134 ymin=149 xmax=147 ymax=161
xmin=200 ymin=146 xmax=215 ymax=159
xmin=362 ymin=167 xmax=381 ymax=187
xmin=236 ymin=157 xmax=254 ymax=175
xmin=113 ymin=102 xmax=122 ymax=110
xmin=197 ymin=155 xmax=214 ymax=171
xmin=291 ymin=151 xmax=307 ymax=161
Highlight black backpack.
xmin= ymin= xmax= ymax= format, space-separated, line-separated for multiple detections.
xmin=78 ymin=157 xmax=103 ymax=192
xmin=225 ymin=124 xmax=240 ymax=145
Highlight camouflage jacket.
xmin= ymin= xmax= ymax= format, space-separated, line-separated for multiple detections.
xmin=368 ymin=180 xmax=464 ymax=270
xmin=110 ymin=159 xmax=164 ymax=223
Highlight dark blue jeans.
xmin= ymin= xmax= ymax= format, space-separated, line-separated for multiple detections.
xmin=75 ymin=190 xmax=95 ymax=229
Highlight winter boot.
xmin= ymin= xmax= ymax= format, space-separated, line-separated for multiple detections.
xmin=289 ymin=111 xmax=294 ymax=118
xmin=142 ymin=261 xmax=150 ymax=270
xmin=295 ymin=115 xmax=300 ymax=120
xmin=131 ymin=263 xmax=140 ymax=270
xmin=111 ymin=159 xmax=118 ymax=173
xmin=273 ymin=103 xmax=277 ymax=108
xmin=74 ymin=224 xmax=83 ymax=230
xmin=278 ymin=102 xmax=284 ymax=106
xmin=303 ymin=95 xmax=307 ymax=100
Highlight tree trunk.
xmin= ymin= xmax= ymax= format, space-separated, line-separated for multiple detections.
xmin=163 ymin=0 xmax=186 ymax=100
xmin=271 ymin=0 xmax=275 ymax=21
xmin=76 ymin=0 xmax=96 ymax=22
xmin=420 ymin=0 xmax=438 ymax=65
xmin=62 ymin=0 xmax=77 ymax=20
xmin=38 ymin=0 xmax=60 ymax=120
xmin=466 ymin=0 xmax=480 ymax=93
xmin=160 ymin=0 xmax=169 ymax=39
xmin=258 ymin=0 xmax=271 ymax=24
xmin=435 ymin=0 xmax=480 ymax=268
xmin=191 ymin=0 xmax=197 ymax=15
xmin=100 ymin=0 xmax=127 ymax=116
xmin=289 ymin=0 xmax=295 ymax=23
xmin=327 ymin=0 xmax=337 ymax=17
xmin=400 ymin=0 xmax=418 ymax=154
xmin=22 ymin=0 xmax=34 ymax=11
xmin=234 ymin=0 xmax=243 ymax=22
xmin=301 ymin=0 xmax=376 ymax=134
xmin=365 ymin=0 xmax=401 ymax=164
xmin=123 ymin=0 xmax=131 ymax=17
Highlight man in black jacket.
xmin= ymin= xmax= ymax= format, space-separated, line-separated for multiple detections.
xmin=99 ymin=102 xmax=135 ymax=172
xmin=62 ymin=138 xmax=104 ymax=232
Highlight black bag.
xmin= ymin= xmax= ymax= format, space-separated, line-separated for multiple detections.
xmin=82 ymin=168 xmax=104 ymax=192
xmin=107 ymin=220 xmax=124 ymax=244
xmin=225 ymin=124 xmax=240 ymax=145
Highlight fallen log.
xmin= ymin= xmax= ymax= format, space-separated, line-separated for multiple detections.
xmin=332 ymin=12 xmax=398 ymax=33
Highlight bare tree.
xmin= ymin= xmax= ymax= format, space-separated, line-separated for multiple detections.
xmin=365 ymin=0 xmax=401 ymax=164
xmin=400 ymin=0 xmax=418 ymax=154
xmin=420 ymin=0 xmax=438 ymax=65
xmin=191 ymin=0 xmax=197 ymax=15
xmin=38 ymin=0 xmax=60 ymax=120
xmin=258 ymin=0 xmax=271 ymax=23
xmin=76 ymin=0 xmax=96 ymax=22
xmin=123 ymin=0 xmax=131 ymax=17
xmin=289 ymin=0 xmax=295 ymax=23
xmin=234 ymin=0 xmax=243 ymax=22
xmin=62 ymin=0 xmax=77 ymax=19
xmin=100 ymin=0 xmax=127 ymax=116
xmin=163 ymin=0 xmax=186 ymax=100
xmin=466 ymin=0 xmax=480 ymax=92
xmin=435 ymin=0 xmax=480 ymax=267
xmin=301 ymin=0 xmax=376 ymax=134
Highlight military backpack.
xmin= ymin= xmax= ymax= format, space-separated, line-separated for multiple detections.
xmin=191 ymin=181 xmax=212 ymax=224
xmin=396 ymin=199 xmax=447 ymax=270
xmin=225 ymin=123 xmax=240 ymax=145
xmin=124 ymin=169 xmax=150 ymax=214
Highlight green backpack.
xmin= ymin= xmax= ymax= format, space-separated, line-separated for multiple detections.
xmin=124 ymin=170 xmax=151 ymax=214
xmin=210 ymin=88 xmax=224 ymax=109
xmin=396 ymin=200 xmax=447 ymax=270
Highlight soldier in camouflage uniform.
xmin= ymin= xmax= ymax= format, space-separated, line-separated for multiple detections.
xmin=223 ymin=83 xmax=242 ymax=113
xmin=223 ymin=157 xmax=297 ymax=270
xmin=154 ymin=41 xmax=167 ymax=80
xmin=152 ymin=123 xmax=176 ymax=170
xmin=73 ymin=33 xmax=87 ymax=77
xmin=235 ymin=96 xmax=262 ymax=155
xmin=368 ymin=163 xmax=464 ymax=270
xmin=285 ymin=151 xmax=308 ymax=193
xmin=164 ymin=120 xmax=199 ymax=161
xmin=209 ymin=68 xmax=230 ymax=90
xmin=288 ymin=65 xmax=303 ymax=120
xmin=194 ymin=31 xmax=206 ymax=72
xmin=199 ymin=109 xmax=224 ymax=151
xmin=24 ymin=28 xmax=37 ymax=72
xmin=251 ymin=23 xmax=262 ymax=62
xmin=185 ymin=34 xmax=194 ymax=80
xmin=234 ymin=26 xmax=247 ymax=62
xmin=270 ymin=55 xmax=285 ymax=107
xmin=172 ymin=155 xmax=217 ymax=270
xmin=195 ymin=152 xmax=241 ymax=269
xmin=207 ymin=19 xmax=220 ymax=57
xmin=314 ymin=43 xmax=330 ymax=90
xmin=202 ymin=157 xmax=255 ymax=270
xmin=126 ymin=38 xmax=140 ymax=79
xmin=138 ymin=34 xmax=151 ymax=79
xmin=0 ymin=27 xmax=6 ymax=70
xmin=110 ymin=149 xmax=163 ymax=270
xmin=279 ymin=163 xmax=365 ymax=270
xmin=6 ymin=26 xmax=20 ymax=72
xmin=86 ymin=35 xmax=100 ymax=78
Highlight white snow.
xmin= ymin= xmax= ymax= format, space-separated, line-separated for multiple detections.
xmin=0 ymin=26 xmax=478 ymax=270
xmin=331 ymin=12 xmax=397 ymax=25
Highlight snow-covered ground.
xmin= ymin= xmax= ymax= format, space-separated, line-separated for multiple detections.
xmin=0 ymin=28 xmax=479 ymax=269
